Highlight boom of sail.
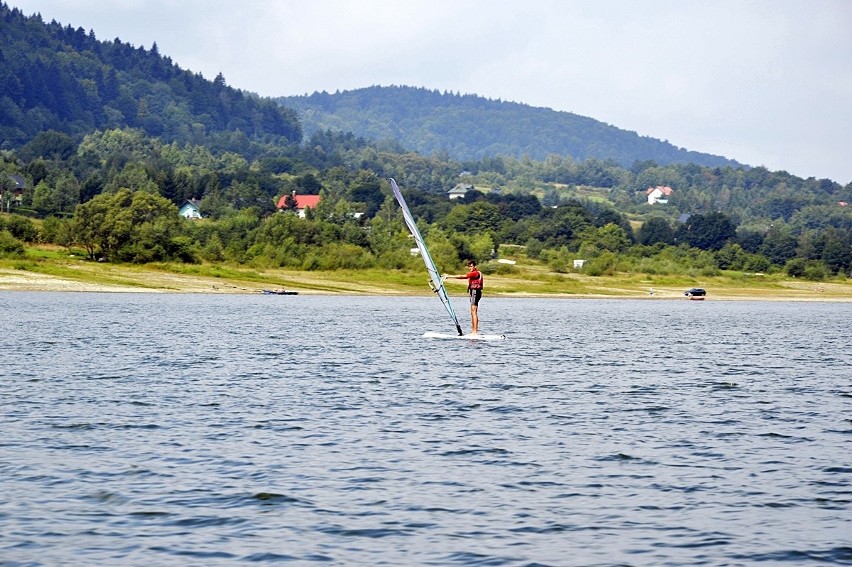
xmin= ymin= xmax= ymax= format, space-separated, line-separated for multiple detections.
xmin=390 ymin=178 xmax=463 ymax=336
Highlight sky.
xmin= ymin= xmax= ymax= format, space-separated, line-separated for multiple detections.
xmin=10 ymin=0 xmax=852 ymax=184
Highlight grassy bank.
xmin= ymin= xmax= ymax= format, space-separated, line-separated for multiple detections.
xmin=2 ymin=245 xmax=851 ymax=300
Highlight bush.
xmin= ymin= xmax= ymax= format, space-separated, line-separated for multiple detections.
xmin=803 ymin=262 xmax=827 ymax=281
xmin=41 ymin=216 xmax=75 ymax=247
xmin=785 ymin=258 xmax=807 ymax=278
xmin=742 ymin=254 xmax=771 ymax=273
xmin=540 ymin=246 xmax=571 ymax=273
xmin=168 ymin=236 xmax=200 ymax=264
xmin=0 ymin=214 xmax=38 ymax=242
xmin=785 ymin=258 xmax=826 ymax=280
xmin=525 ymin=238 xmax=544 ymax=259
xmin=0 ymin=230 xmax=25 ymax=258
xmin=584 ymin=251 xmax=618 ymax=276
xmin=480 ymin=262 xmax=517 ymax=275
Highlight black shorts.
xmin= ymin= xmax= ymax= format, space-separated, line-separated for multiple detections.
xmin=469 ymin=288 xmax=482 ymax=306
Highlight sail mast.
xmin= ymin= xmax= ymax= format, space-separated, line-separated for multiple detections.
xmin=390 ymin=178 xmax=463 ymax=336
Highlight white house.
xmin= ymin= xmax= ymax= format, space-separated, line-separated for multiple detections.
xmin=448 ymin=183 xmax=472 ymax=200
xmin=179 ymin=199 xmax=202 ymax=219
xmin=646 ymin=185 xmax=673 ymax=205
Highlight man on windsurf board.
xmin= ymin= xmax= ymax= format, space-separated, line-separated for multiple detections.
xmin=446 ymin=260 xmax=483 ymax=335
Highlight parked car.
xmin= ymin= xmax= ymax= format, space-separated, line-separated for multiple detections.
xmin=684 ymin=288 xmax=706 ymax=300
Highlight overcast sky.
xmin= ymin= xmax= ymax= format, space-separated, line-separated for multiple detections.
xmin=10 ymin=0 xmax=852 ymax=184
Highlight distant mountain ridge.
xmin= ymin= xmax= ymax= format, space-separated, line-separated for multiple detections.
xmin=0 ymin=2 xmax=301 ymax=149
xmin=278 ymin=85 xmax=744 ymax=169
xmin=0 ymin=2 xmax=744 ymax=174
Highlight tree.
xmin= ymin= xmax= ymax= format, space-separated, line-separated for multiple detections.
xmin=424 ymin=227 xmax=461 ymax=271
xmin=632 ymin=165 xmax=684 ymax=193
xmin=71 ymin=188 xmax=182 ymax=261
xmin=103 ymin=162 xmax=159 ymax=194
xmin=468 ymin=232 xmax=495 ymax=263
xmin=737 ymin=228 xmax=764 ymax=253
xmin=759 ymin=225 xmax=798 ymax=265
xmin=678 ymin=212 xmax=737 ymax=251
xmin=54 ymin=173 xmax=81 ymax=213
xmin=368 ymin=199 xmax=410 ymax=268
xmin=593 ymin=223 xmax=631 ymax=253
xmin=279 ymin=192 xmax=298 ymax=211
xmin=348 ymin=172 xmax=384 ymax=218
xmin=77 ymin=128 xmax=159 ymax=169
xmin=0 ymin=175 xmax=16 ymax=213
xmin=820 ymin=228 xmax=852 ymax=274
xmin=72 ymin=190 xmax=112 ymax=259
xmin=442 ymin=201 xmax=502 ymax=234
xmin=716 ymin=243 xmax=749 ymax=270
xmin=637 ymin=217 xmax=674 ymax=245
xmin=532 ymin=205 xmax=593 ymax=249
xmin=32 ymin=180 xmax=55 ymax=214
xmin=17 ymin=130 xmax=76 ymax=161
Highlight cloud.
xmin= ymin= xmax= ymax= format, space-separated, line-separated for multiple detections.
xmin=9 ymin=0 xmax=852 ymax=183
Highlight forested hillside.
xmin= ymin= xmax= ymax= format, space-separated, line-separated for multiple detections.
xmin=0 ymin=3 xmax=301 ymax=151
xmin=279 ymin=86 xmax=742 ymax=169
xmin=1 ymin=2 xmax=850 ymax=281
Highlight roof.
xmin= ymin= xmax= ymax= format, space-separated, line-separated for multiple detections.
xmin=276 ymin=194 xmax=321 ymax=210
xmin=180 ymin=199 xmax=201 ymax=210
xmin=179 ymin=200 xmax=202 ymax=219
xmin=6 ymin=174 xmax=26 ymax=189
xmin=448 ymin=183 xmax=472 ymax=194
xmin=645 ymin=185 xmax=673 ymax=195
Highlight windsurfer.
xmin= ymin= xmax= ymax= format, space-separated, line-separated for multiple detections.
xmin=447 ymin=260 xmax=483 ymax=335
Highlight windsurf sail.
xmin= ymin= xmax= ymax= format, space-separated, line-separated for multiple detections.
xmin=390 ymin=178 xmax=464 ymax=336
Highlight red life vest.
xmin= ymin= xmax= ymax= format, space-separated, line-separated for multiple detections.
xmin=468 ymin=270 xmax=483 ymax=290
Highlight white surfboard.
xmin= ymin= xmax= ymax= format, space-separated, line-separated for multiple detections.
xmin=423 ymin=331 xmax=506 ymax=341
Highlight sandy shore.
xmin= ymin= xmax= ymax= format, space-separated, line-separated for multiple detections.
xmin=0 ymin=266 xmax=415 ymax=296
xmin=0 ymin=268 xmax=256 ymax=294
xmin=3 ymin=266 xmax=852 ymax=301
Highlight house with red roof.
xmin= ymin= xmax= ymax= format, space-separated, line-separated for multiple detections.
xmin=646 ymin=185 xmax=673 ymax=205
xmin=276 ymin=192 xmax=321 ymax=218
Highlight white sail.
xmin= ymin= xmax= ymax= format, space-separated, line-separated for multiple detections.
xmin=390 ymin=178 xmax=463 ymax=336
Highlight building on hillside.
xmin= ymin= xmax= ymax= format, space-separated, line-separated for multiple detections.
xmin=646 ymin=185 xmax=673 ymax=205
xmin=179 ymin=199 xmax=202 ymax=219
xmin=276 ymin=192 xmax=321 ymax=218
xmin=448 ymin=183 xmax=472 ymax=200
xmin=1 ymin=174 xmax=26 ymax=212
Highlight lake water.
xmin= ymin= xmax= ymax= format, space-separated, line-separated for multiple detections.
xmin=1 ymin=293 xmax=850 ymax=566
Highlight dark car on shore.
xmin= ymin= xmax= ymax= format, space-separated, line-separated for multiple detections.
xmin=684 ymin=288 xmax=706 ymax=299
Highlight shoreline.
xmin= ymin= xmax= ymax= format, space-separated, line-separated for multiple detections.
xmin=2 ymin=267 xmax=851 ymax=301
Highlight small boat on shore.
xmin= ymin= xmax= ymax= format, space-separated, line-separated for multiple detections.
xmin=261 ymin=289 xmax=298 ymax=295
xmin=684 ymin=288 xmax=706 ymax=300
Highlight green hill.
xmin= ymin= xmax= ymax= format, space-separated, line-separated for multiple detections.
xmin=279 ymin=85 xmax=743 ymax=169
xmin=0 ymin=1 xmax=849 ymax=281
xmin=0 ymin=2 xmax=301 ymax=149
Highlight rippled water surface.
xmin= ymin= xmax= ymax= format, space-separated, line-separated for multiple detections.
xmin=1 ymin=293 xmax=850 ymax=566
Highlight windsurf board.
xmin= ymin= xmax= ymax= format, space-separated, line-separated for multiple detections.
xmin=423 ymin=331 xmax=506 ymax=341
